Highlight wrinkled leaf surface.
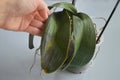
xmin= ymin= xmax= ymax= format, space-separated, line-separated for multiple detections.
xmin=41 ymin=11 xmax=71 ymax=73
xmin=67 ymin=13 xmax=96 ymax=70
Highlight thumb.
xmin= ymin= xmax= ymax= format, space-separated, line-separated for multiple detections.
xmin=37 ymin=0 xmax=50 ymax=21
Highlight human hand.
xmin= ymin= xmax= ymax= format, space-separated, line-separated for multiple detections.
xmin=0 ymin=0 xmax=50 ymax=36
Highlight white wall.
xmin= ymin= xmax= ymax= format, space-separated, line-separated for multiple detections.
xmin=0 ymin=0 xmax=120 ymax=80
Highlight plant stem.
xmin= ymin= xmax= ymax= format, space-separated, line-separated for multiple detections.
xmin=29 ymin=34 xmax=34 ymax=49
xmin=96 ymin=0 xmax=120 ymax=43
xmin=72 ymin=0 xmax=76 ymax=5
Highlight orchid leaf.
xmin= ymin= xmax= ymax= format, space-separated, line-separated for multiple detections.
xmin=67 ymin=13 xmax=96 ymax=71
xmin=48 ymin=2 xmax=77 ymax=14
xmin=61 ymin=15 xmax=84 ymax=70
xmin=29 ymin=2 xmax=97 ymax=74
xmin=41 ymin=10 xmax=71 ymax=73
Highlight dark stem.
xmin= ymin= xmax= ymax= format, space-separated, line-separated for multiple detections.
xmin=72 ymin=0 xmax=76 ymax=5
xmin=96 ymin=0 xmax=120 ymax=43
xmin=29 ymin=34 xmax=34 ymax=49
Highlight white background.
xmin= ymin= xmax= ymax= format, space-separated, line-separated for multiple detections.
xmin=0 ymin=0 xmax=120 ymax=80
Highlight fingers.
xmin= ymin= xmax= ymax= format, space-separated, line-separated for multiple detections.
xmin=25 ymin=25 xmax=43 ymax=36
xmin=34 ymin=11 xmax=46 ymax=22
xmin=26 ymin=12 xmax=45 ymax=36
xmin=25 ymin=0 xmax=50 ymax=36
xmin=37 ymin=0 xmax=50 ymax=22
xmin=27 ymin=17 xmax=44 ymax=36
xmin=38 ymin=9 xmax=50 ymax=22
xmin=19 ymin=12 xmax=44 ymax=36
xmin=30 ymin=19 xmax=44 ymax=30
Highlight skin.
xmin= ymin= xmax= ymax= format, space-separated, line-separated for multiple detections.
xmin=0 ymin=0 xmax=50 ymax=36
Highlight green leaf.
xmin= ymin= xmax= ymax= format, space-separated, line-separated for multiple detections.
xmin=61 ymin=15 xmax=84 ymax=70
xmin=67 ymin=13 xmax=96 ymax=71
xmin=48 ymin=2 xmax=77 ymax=14
xmin=41 ymin=10 xmax=71 ymax=73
